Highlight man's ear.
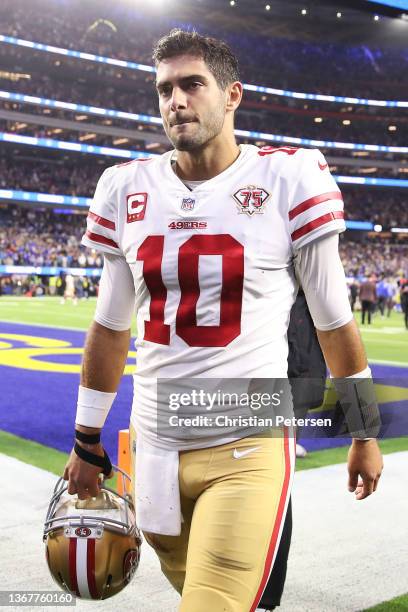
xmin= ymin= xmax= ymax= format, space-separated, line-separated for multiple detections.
xmin=226 ymin=81 xmax=243 ymax=112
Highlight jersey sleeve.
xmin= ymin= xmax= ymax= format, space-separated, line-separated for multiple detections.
xmin=294 ymin=233 xmax=353 ymax=331
xmin=288 ymin=149 xmax=345 ymax=250
xmin=94 ymin=254 xmax=135 ymax=331
xmin=81 ymin=167 xmax=122 ymax=256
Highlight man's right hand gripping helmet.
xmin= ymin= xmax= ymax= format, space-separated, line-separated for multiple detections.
xmin=43 ymin=466 xmax=141 ymax=600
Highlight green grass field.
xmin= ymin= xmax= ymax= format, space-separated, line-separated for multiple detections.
xmin=363 ymin=593 xmax=408 ymax=611
xmin=1 ymin=427 xmax=406 ymax=478
xmin=0 ymin=295 xmax=101 ymax=331
xmin=1 ymin=296 xmax=407 ymax=363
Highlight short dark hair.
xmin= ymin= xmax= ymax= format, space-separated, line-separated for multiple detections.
xmin=152 ymin=29 xmax=240 ymax=90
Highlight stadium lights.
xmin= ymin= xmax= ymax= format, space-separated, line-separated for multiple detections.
xmin=0 ymin=70 xmax=30 ymax=82
xmin=388 ymin=125 xmax=397 ymax=131
xmin=343 ymin=119 xmax=351 ymax=125
xmin=265 ymin=4 xmax=271 ymax=10
xmin=79 ymin=133 xmax=96 ymax=141
xmin=391 ymin=227 xmax=408 ymax=233
xmin=230 ymin=0 xmax=235 ymax=5
xmin=374 ymin=15 xmax=380 ymax=21
xmin=2 ymin=35 xmax=408 ymax=108
xmin=314 ymin=117 xmax=323 ymax=123
xmin=337 ymin=12 xmax=342 ymax=18
xmin=374 ymin=225 xmax=383 ymax=232
xmin=2 ymin=89 xmax=408 ymax=154
xmin=113 ymin=137 xmax=130 ymax=145
xmin=301 ymin=8 xmax=307 ymax=15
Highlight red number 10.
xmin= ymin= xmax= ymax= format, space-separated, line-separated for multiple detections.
xmin=137 ymin=234 xmax=244 ymax=347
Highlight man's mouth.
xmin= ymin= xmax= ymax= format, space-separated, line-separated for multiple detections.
xmin=171 ymin=119 xmax=195 ymax=127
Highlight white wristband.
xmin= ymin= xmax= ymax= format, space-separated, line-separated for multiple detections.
xmin=345 ymin=366 xmax=371 ymax=379
xmin=75 ymin=385 xmax=117 ymax=428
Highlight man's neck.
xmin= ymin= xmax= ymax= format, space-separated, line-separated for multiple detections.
xmin=175 ymin=139 xmax=241 ymax=181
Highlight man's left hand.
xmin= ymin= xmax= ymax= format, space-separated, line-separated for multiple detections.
xmin=347 ymin=439 xmax=383 ymax=500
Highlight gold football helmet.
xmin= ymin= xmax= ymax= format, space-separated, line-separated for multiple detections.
xmin=43 ymin=466 xmax=142 ymax=600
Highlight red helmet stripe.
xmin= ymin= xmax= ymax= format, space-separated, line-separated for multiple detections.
xmin=68 ymin=538 xmax=80 ymax=597
xmin=86 ymin=539 xmax=99 ymax=599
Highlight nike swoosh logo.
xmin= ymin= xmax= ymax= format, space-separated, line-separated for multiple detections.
xmin=233 ymin=447 xmax=260 ymax=459
xmin=318 ymin=161 xmax=328 ymax=171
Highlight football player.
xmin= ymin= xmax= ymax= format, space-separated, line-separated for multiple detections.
xmin=64 ymin=29 xmax=383 ymax=611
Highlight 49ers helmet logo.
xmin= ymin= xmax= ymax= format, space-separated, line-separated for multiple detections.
xmin=233 ymin=186 xmax=270 ymax=217
xmin=123 ymin=549 xmax=140 ymax=585
xmin=75 ymin=527 xmax=91 ymax=538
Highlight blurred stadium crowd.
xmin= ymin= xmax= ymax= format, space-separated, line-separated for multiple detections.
xmin=0 ymin=0 xmax=407 ymax=318
xmin=1 ymin=0 xmax=407 ymax=157
xmin=0 ymin=81 xmax=405 ymax=148
xmin=0 ymin=205 xmax=101 ymax=267
xmin=1 ymin=202 xmax=406 ymax=275
xmin=1 ymin=0 xmax=407 ymax=97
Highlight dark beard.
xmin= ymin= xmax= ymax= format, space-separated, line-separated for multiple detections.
xmin=165 ymin=110 xmax=225 ymax=152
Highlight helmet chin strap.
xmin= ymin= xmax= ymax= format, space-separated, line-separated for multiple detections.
xmin=74 ymin=442 xmax=112 ymax=477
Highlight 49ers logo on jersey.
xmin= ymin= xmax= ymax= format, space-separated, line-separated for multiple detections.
xmin=127 ymin=193 xmax=147 ymax=223
xmin=233 ymin=186 xmax=270 ymax=217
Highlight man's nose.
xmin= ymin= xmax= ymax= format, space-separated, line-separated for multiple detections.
xmin=170 ymin=87 xmax=187 ymax=111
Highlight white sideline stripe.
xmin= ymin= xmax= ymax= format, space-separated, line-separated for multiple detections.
xmin=0 ymin=319 xmax=136 ymax=333
xmin=0 ymin=318 xmax=86 ymax=332
xmin=369 ymin=358 xmax=408 ymax=367
xmin=362 ymin=327 xmax=402 ymax=334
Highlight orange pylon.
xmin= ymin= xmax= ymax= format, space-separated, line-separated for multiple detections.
xmin=117 ymin=428 xmax=130 ymax=495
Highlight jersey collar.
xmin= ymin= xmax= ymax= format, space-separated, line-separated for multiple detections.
xmin=163 ymin=144 xmax=255 ymax=193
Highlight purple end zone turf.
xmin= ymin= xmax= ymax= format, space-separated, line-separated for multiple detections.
xmin=0 ymin=321 xmax=407 ymax=456
xmin=0 ymin=321 xmax=133 ymax=460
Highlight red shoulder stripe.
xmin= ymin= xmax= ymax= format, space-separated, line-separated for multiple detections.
xmin=85 ymin=230 xmax=119 ymax=249
xmin=115 ymin=158 xmax=152 ymax=168
xmin=258 ymin=146 xmax=300 ymax=157
xmin=291 ymin=211 xmax=344 ymax=242
xmin=289 ymin=191 xmax=343 ymax=221
xmin=88 ymin=211 xmax=116 ymax=230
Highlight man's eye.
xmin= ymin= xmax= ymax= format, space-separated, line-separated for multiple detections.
xmin=160 ymin=87 xmax=171 ymax=96
xmin=189 ymin=82 xmax=201 ymax=90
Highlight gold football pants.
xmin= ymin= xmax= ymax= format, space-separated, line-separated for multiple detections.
xmin=130 ymin=428 xmax=295 ymax=612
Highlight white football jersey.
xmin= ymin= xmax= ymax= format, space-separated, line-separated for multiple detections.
xmin=82 ymin=144 xmax=345 ymax=447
